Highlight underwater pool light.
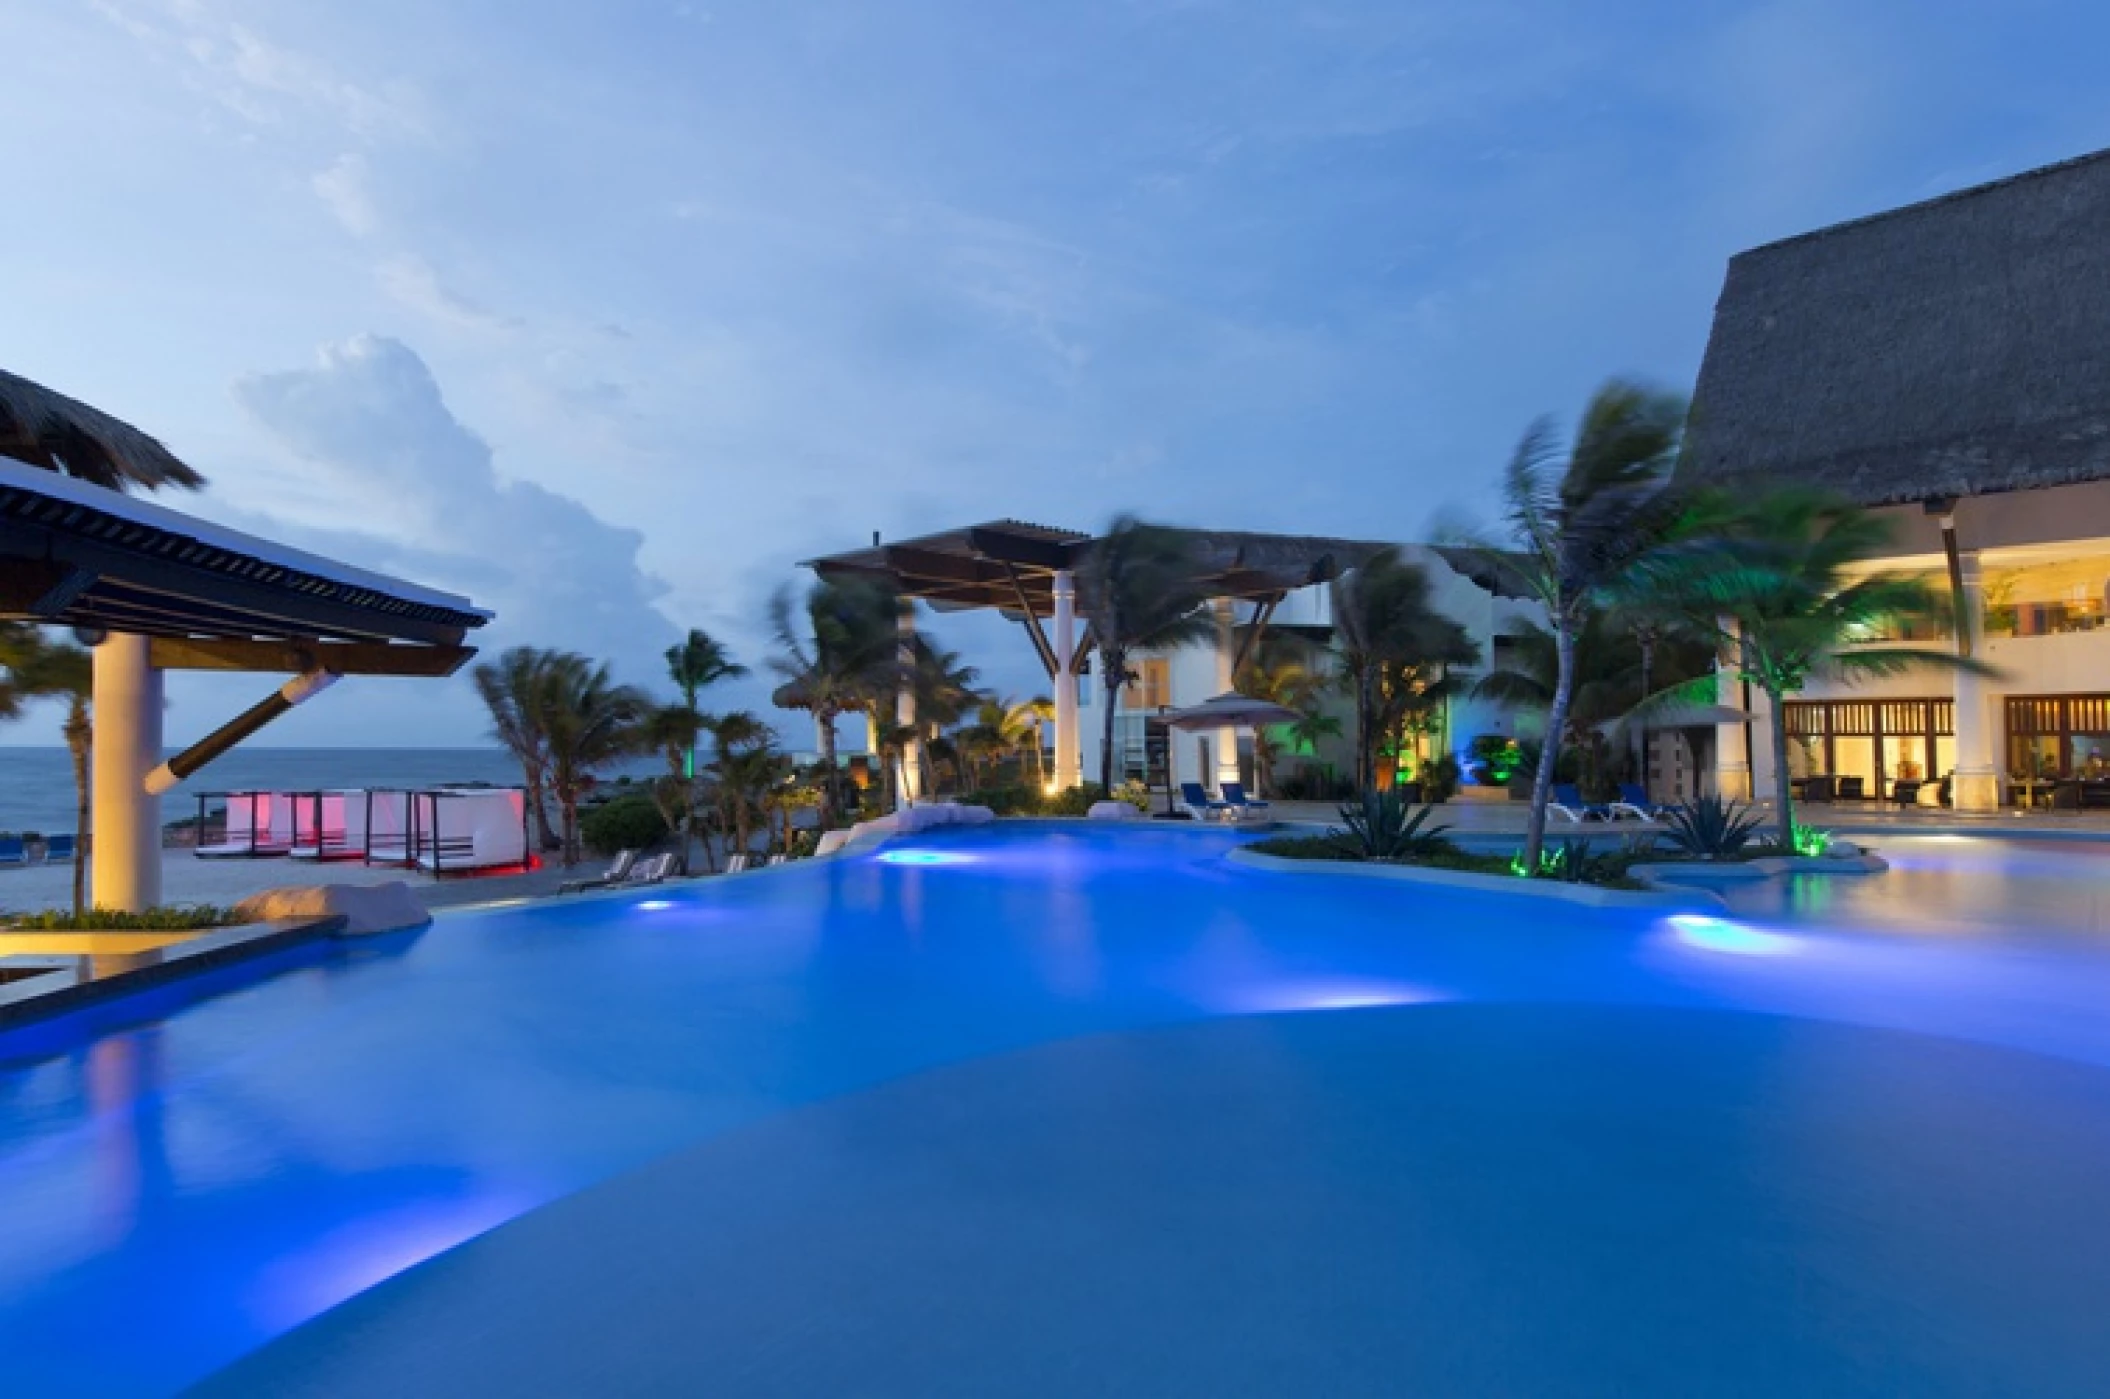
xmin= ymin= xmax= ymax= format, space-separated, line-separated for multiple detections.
xmin=877 ymin=849 xmax=971 ymax=866
xmin=635 ymin=899 xmax=675 ymax=911
xmin=1666 ymin=913 xmax=1795 ymax=956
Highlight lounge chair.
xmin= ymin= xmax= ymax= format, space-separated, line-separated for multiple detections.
xmin=1219 ymin=782 xmax=1271 ymax=814
xmin=42 ymin=833 xmax=76 ymax=862
xmin=1613 ymin=784 xmax=1665 ymax=821
xmin=724 ymin=854 xmax=753 ymax=874
xmin=766 ymin=854 xmax=789 ymax=866
xmin=813 ymin=829 xmax=853 ymax=858
xmin=1550 ymin=783 xmax=1609 ymax=822
xmin=0 ymin=836 xmax=25 ymax=866
xmin=625 ymin=853 xmax=674 ymax=886
xmin=1179 ymin=782 xmax=1231 ymax=821
xmin=559 ymin=849 xmax=637 ymax=893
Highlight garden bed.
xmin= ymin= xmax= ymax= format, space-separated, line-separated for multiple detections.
xmin=1233 ymin=837 xmax=1719 ymax=909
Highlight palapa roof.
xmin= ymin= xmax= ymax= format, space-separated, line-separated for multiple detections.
xmin=1680 ymin=147 xmax=2110 ymax=508
xmin=806 ymin=520 xmax=1390 ymax=617
xmin=0 ymin=368 xmax=205 ymax=492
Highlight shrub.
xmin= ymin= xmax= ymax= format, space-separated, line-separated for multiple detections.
xmin=962 ymin=785 xmax=1038 ymax=816
xmin=579 ymin=791 xmax=670 ymax=856
xmin=6 ymin=905 xmax=235 ymax=932
xmin=1658 ymin=796 xmax=1764 ymax=858
xmin=1113 ymin=778 xmax=1152 ymax=812
xmin=1331 ymin=792 xmax=1455 ymax=860
xmin=1421 ymin=753 xmax=1462 ymax=804
xmin=1041 ymin=783 xmax=1109 ymax=817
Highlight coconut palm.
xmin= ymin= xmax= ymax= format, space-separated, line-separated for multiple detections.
xmin=0 ymin=625 xmax=92 ymax=914
xmin=1465 ymin=381 xmax=1688 ymax=872
xmin=664 ymin=628 xmax=744 ymax=780
xmin=771 ymin=578 xmax=901 ymax=822
xmin=1634 ymin=488 xmax=1988 ymax=840
xmin=1 ymin=368 xmax=205 ymax=492
xmin=642 ymin=702 xmax=708 ymax=872
xmin=1077 ymin=517 xmax=1216 ymax=792
xmin=1330 ymin=547 xmax=1479 ymax=794
xmin=1237 ymin=635 xmax=1332 ymax=798
xmin=1015 ymin=696 xmax=1055 ymax=785
xmin=472 ymin=647 xmax=566 ymax=851
xmin=709 ymin=711 xmax=789 ymax=860
xmin=538 ymin=654 xmax=652 ymax=866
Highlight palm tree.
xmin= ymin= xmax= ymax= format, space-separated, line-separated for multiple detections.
xmin=1635 ymin=488 xmax=1987 ymax=840
xmin=1467 ymin=381 xmax=1688 ymax=872
xmin=909 ymin=643 xmax=982 ymax=795
xmin=1 ymin=367 xmax=205 ymax=491
xmin=771 ymin=578 xmax=900 ymax=822
xmin=538 ymin=654 xmax=651 ymax=866
xmin=665 ymin=629 xmax=744 ymax=779
xmin=642 ymin=703 xmax=707 ymax=872
xmin=1015 ymin=696 xmax=1054 ymax=786
xmin=1076 ymin=517 xmax=1216 ymax=792
xmin=472 ymin=647 xmax=565 ymax=851
xmin=709 ymin=711 xmax=788 ymax=860
xmin=1330 ymin=547 xmax=1479 ymax=794
xmin=0 ymin=625 xmax=92 ymax=914
xmin=1237 ymin=635 xmax=1331 ymax=798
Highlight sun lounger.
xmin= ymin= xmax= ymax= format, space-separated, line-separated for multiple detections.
xmin=1550 ymin=783 xmax=1608 ymax=822
xmin=0 ymin=836 xmax=25 ymax=866
xmin=42 ymin=834 xmax=76 ymax=862
xmin=625 ymin=853 xmax=674 ymax=886
xmin=1179 ymin=782 xmax=1231 ymax=822
xmin=813 ymin=829 xmax=853 ymax=858
xmin=559 ymin=849 xmax=637 ymax=893
xmin=724 ymin=854 xmax=753 ymax=874
xmin=767 ymin=854 xmax=789 ymax=866
xmin=1219 ymin=782 xmax=1271 ymax=813
xmin=1612 ymin=784 xmax=1664 ymax=821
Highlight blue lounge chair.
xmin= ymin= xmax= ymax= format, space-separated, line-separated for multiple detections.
xmin=1615 ymin=784 xmax=1665 ymax=821
xmin=1179 ymin=782 xmax=1230 ymax=821
xmin=1551 ymin=783 xmax=1610 ymax=822
xmin=0 ymin=836 xmax=25 ymax=866
xmin=1219 ymin=782 xmax=1270 ymax=813
xmin=42 ymin=833 xmax=77 ymax=862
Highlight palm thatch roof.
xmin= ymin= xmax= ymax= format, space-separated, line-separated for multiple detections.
xmin=0 ymin=368 xmax=204 ymax=492
xmin=1680 ymin=147 xmax=2110 ymax=508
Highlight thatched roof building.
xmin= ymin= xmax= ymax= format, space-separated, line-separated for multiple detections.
xmin=1680 ymin=148 xmax=2110 ymax=508
xmin=0 ymin=368 xmax=204 ymax=491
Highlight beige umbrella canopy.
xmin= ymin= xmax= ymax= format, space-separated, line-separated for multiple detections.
xmin=1159 ymin=691 xmax=1304 ymax=731
xmin=0 ymin=367 xmax=204 ymax=492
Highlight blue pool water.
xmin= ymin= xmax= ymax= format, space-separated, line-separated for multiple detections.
xmin=5 ymin=825 xmax=2110 ymax=1395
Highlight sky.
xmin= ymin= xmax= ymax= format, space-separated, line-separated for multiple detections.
xmin=1 ymin=0 xmax=2104 ymax=747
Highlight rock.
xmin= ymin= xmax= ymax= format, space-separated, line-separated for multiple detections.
xmin=891 ymin=803 xmax=996 ymax=834
xmin=1087 ymin=801 xmax=1143 ymax=821
xmin=234 ymin=882 xmax=432 ymax=936
xmin=1824 ymin=840 xmax=1860 ymax=857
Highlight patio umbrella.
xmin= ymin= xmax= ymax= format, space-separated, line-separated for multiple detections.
xmin=1598 ymin=702 xmax=1750 ymax=738
xmin=1153 ymin=691 xmax=1304 ymax=816
xmin=1158 ymin=691 xmax=1304 ymax=731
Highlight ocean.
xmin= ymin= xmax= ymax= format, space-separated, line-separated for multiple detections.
xmin=0 ymin=747 xmax=664 ymax=835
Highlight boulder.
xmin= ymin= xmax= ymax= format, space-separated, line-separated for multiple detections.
xmin=1087 ymin=801 xmax=1143 ymax=821
xmin=891 ymin=803 xmax=996 ymax=834
xmin=1825 ymin=839 xmax=1860 ymax=857
xmin=234 ymin=882 xmax=433 ymax=936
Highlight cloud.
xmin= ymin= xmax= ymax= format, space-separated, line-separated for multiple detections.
xmin=312 ymin=152 xmax=377 ymax=236
xmin=376 ymin=256 xmax=519 ymax=333
xmin=228 ymin=335 xmax=675 ymax=685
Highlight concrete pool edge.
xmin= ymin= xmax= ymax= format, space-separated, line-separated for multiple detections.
xmin=0 ymin=914 xmax=346 ymax=1032
xmin=1225 ymin=847 xmax=1726 ymax=909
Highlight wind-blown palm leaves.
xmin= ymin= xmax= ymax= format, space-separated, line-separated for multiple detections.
xmin=665 ymin=628 xmax=745 ymax=778
xmin=1329 ymin=547 xmax=1479 ymax=794
xmin=472 ymin=646 xmax=566 ymax=852
xmin=1077 ymin=517 xmax=1216 ymax=792
xmin=0 ymin=368 xmax=205 ymax=492
xmin=1632 ymin=487 xmax=1989 ymax=837
xmin=1462 ymin=382 xmax=1688 ymax=872
xmin=770 ymin=578 xmax=901 ymax=821
xmin=0 ymin=625 xmax=93 ymax=914
xmin=540 ymin=656 xmax=652 ymax=866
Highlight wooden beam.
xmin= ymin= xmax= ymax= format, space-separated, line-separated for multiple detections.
xmin=1232 ymin=596 xmax=1282 ymax=678
xmin=968 ymin=527 xmax=1080 ymax=570
xmin=148 ymin=637 xmax=477 ymax=677
xmin=1006 ymin=564 xmax=1059 ymax=676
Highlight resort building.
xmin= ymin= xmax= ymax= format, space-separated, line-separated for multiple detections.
xmin=1681 ymin=147 xmax=2110 ymax=811
xmin=805 ymin=523 xmax=1541 ymax=800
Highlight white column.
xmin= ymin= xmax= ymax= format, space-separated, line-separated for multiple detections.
xmin=1713 ymin=618 xmax=1752 ymax=801
xmin=896 ymin=604 xmax=921 ymax=805
xmin=1052 ymin=569 xmax=1080 ymax=791
xmin=1213 ymin=597 xmax=1240 ymax=793
xmin=91 ymin=633 xmax=164 ymax=912
xmin=1951 ymin=548 xmax=2001 ymax=811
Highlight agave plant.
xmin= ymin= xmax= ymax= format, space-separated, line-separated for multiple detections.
xmin=1331 ymin=791 xmax=1455 ymax=861
xmin=1658 ymin=795 xmax=1764 ymax=859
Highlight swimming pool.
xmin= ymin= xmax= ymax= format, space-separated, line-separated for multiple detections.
xmin=5 ymin=825 xmax=2110 ymax=1395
